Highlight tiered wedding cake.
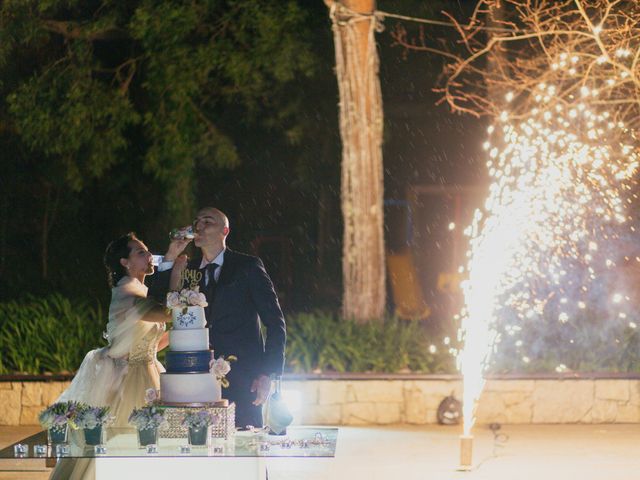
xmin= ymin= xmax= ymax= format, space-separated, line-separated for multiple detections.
xmin=159 ymin=303 xmax=222 ymax=404
xmin=157 ymin=278 xmax=235 ymax=440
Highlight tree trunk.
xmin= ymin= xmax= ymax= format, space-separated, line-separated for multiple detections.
xmin=328 ymin=0 xmax=386 ymax=322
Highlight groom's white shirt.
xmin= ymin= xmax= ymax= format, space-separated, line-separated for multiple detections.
xmin=157 ymin=248 xmax=225 ymax=285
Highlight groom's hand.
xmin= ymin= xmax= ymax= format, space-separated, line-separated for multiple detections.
xmin=251 ymin=374 xmax=272 ymax=406
xmin=164 ymin=236 xmax=192 ymax=262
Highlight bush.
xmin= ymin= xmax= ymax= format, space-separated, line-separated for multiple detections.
xmin=1 ymin=295 xmax=637 ymax=375
xmin=285 ymin=311 xmax=456 ymax=374
xmin=0 ymin=294 xmax=105 ymax=374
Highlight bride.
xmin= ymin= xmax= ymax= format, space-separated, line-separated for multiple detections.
xmin=50 ymin=232 xmax=188 ymax=480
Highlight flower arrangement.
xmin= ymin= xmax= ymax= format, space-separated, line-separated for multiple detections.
xmin=166 ymin=287 xmax=208 ymax=311
xmin=74 ymin=404 xmax=112 ymax=429
xmin=210 ymin=355 xmax=236 ymax=388
xmin=129 ymin=388 xmax=168 ymax=430
xmin=128 ymin=399 xmax=168 ymax=431
xmin=181 ymin=410 xmax=220 ymax=429
xmin=38 ymin=401 xmax=81 ymax=431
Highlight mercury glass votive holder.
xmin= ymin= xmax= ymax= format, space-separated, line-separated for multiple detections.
xmin=179 ymin=445 xmax=191 ymax=455
xmin=55 ymin=444 xmax=70 ymax=457
xmin=212 ymin=445 xmax=224 ymax=455
xmin=13 ymin=444 xmax=28 ymax=457
xmin=34 ymin=444 xmax=48 ymax=457
xmin=146 ymin=444 xmax=158 ymax=454
xmin=94 ymin=445 xmax=107 ymax=455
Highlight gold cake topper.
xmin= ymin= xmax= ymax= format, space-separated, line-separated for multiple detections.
xmin=180 ymin=269 xmax=202 ymax=290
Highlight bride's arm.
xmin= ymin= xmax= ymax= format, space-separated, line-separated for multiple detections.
xmin=157 ymin=331 xmax=169 ymax=351
xmin=140 ymin=302 xmax=171 ymax=323
xmin=139 ymin=255 xmax=188 ymax=324
xmin=169 ymin=254 xmax=188 ymax=291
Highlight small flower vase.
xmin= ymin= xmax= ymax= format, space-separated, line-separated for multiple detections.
xmin=47 ymin=425 xmax=69 ymax=444
xmin=83 ymin=425 xmax=103 ymax=446
xmin=187 ymin=425 xmax=211 ymax=447
xmin=137 ymin=427 xmax=158 ymax=448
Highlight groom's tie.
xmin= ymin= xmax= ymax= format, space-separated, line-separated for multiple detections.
xmin=205 ymin=262 xmax=219 ymax=287
xmin=203 ymin=263 xmax=219 ymax=321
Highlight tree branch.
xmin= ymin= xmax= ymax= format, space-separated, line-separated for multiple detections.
xmin=41 ymin=20 xmax=129 ymax=41
xmin=393 ymin=0 xmax=640 ymax=127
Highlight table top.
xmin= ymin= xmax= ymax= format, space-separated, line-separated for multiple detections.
xmin=0 ymin=426 xmax=338 ymax=463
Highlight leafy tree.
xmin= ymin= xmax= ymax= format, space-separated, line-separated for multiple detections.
xmin=1 ymin=0 xmax=316 ymax=279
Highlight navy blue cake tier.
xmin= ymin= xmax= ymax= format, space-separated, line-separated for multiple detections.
xmin=165 ymin=350 xmax=213 ymax=373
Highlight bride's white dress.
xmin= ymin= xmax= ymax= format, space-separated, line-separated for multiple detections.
xmin=49 ymin=276 xmax=165 ymax=480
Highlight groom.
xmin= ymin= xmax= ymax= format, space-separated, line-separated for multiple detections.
xmin=150 ymin=207 xmax=286 ymax=428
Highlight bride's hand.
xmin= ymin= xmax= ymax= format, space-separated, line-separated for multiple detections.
xmin=169 ymin=254 xmax=189 ymax=291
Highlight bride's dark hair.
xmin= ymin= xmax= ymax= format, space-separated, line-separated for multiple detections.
xmin=104 ymin=232 xmax=139 ymax=288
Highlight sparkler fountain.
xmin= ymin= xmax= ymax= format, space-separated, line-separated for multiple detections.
xmin=455 ymin=53 xmax=639 ymax=471
xmin=392 ymin=0 xmax=640 ymax=469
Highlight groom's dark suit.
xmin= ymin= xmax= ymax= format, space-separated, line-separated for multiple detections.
xmin=149 ymin=248 xmax=286 ymax=428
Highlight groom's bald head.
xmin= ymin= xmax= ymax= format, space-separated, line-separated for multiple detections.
xmin=195 ymin=207 xmax=229 ymax=228
xmin=193 ymin=206 xmax=230 ymax=252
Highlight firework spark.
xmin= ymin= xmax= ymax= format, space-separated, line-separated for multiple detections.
xmin=458 ymin=71 xmax=638 ymax=434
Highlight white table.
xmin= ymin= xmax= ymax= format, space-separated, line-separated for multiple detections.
xmin=0 ymin=427 xmax=338 ymax=480
xmin=94 ymin=432 xmax=267 ymax=480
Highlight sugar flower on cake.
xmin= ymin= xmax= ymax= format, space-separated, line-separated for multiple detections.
xmin=144 ymin=388 xmax=159 ymax=404
xmin=166 ymin=291 xmax=181 ymax=308
xmin=209 ymin=355 xmax=236 ymax=388
xmin=186 ymin=289 xmax=207 ymax=307
xmin=166 ymin=287 xmax=208 ymax=309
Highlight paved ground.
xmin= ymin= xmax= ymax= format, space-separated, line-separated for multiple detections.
xmin=0 ymin=426 xmax=47 ymax=480
xmin=1 ymin=424 xmax=639 ymax=479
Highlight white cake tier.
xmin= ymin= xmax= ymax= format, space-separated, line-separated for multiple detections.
xmin=169 ymin=328 xmax=210 ymax=351
xmin=160 ymin=373 xmax=221 ymax=404
xmin=172 ymin=306 xmax=206 ymax=329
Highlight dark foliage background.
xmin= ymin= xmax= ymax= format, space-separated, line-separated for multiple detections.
xmin=2 ymin=1 xmax=636 ymax=374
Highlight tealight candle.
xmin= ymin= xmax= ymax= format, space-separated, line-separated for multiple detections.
xmin=13 ymin=444 xmax=28 ymax=456
xmin=34 ymin=444 xmax=48 ymax=457
xmin=55 ymin=444 xmax=70 ymax=457
xmin=146 ymin=444 xmax=158 ymax=454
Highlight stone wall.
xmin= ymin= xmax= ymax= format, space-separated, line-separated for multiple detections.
xmin=1 ymin=378 xmax=638 ymax=426
xmin=0 ymin=380 xmax=71 ymax=426
xmin=283 ymin=378 xmax=640 ymax=425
